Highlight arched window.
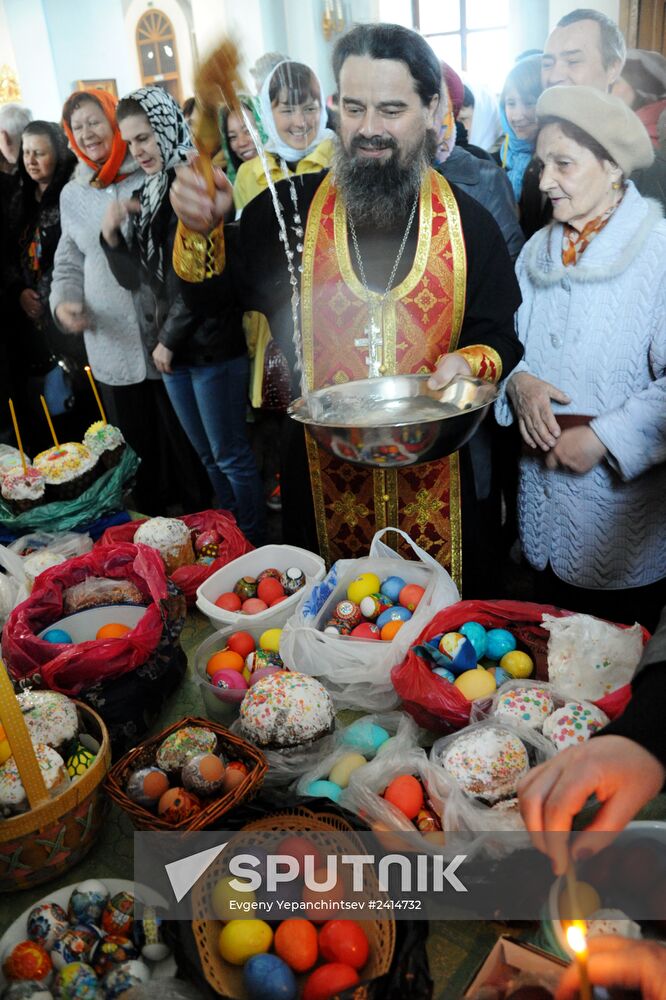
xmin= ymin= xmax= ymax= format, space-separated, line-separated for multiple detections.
xmin=136 ymin=9 xmax=181 ymax=103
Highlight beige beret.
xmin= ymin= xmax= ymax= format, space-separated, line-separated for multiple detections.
xmin=536 ymin=85 xmax=654 ymax=176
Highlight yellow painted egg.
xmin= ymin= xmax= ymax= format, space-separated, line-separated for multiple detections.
xmin=500 ymin=650 xmax=534 ymax=678
xmin=454 ymin=667 xmax=497 ymax=701
xmin=347 ymin=573 xmax=381 ymax=605
xmin=259 ymin=628 xmax=283 ymax=653
xmin=0 ymin=725 xmax=11 ymax=765
xmin=66 ymin=745 xmax=95 ymax=778
xmin=328 ymin=753 xmax=367 ymax=788
xmin=212 ymin=876 xmax=256 ymax=920
xmin=558 ymin=880 xmax=601 ymax=920
xmin=218 ymin=919 xmax=273 ymax=965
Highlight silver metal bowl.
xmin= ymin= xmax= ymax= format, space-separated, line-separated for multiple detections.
xmin=288 ymin=374 xmax=498 ymax=468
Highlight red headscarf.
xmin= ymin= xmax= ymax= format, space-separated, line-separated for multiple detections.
xmin=62 ymin=88 xmax=129 ymax=188
xmin=441 ymin=62 xmax=465 ymax=117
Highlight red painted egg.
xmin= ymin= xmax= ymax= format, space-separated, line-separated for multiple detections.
xmin=274 ymin=918 xmax=318 ymax=972
xmin=302 ymin=963 xmax=360 ymax=1000
xmin=319 ymin=920 xmax=369 ymax=969
xmin=3 ymin=941 xmax=52 ymax=981
xmin=242 ymin=598 xmax=268 ymax=615
xmin=222 ymin=760 xmax=249 ymax=792
xmin=276 ymin=835 xmax=323 ymax=876
xmin=270 ymin=595 xmax=289 ymax=606
xmin=383 ymin=774 xmax=424 ymax=819
xmin=257 ymin=567 xmax=282 ymax=582
xmin=399 ymin=583 xmax=425 ymax=611
xmin=227 ymin=631 xmax=255 ymax=659
xmin=350 ymin=622 xmax=381 ymax=639
xmin=257 ymin=577 xmax=285 ymax=604
xmin=157 ymin=787 xmax=201 ymax=823
xmin=301 ymin=868 xmax=345 ymax=924
xmin=215 ymin=592 xmax=242 ymax=612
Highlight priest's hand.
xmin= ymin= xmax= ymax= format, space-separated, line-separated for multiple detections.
xmin=506 ymin=371 xmax=571 ymax=451
xmin=170 ymin=161 xmax=234 ymax=233
xmin=556 ymin=937 xmax=666 ymax=1000
xmin=545 ymin=425 xmax=607 ymax=473
xmin=427 ymin=352 xmax=472 ymax=390
xmin=518 ymin=735 xmax=666 ymax=876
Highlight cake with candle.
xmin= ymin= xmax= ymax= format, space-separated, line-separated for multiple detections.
xmin=84 ymin=420 xmax=126 ymax=469
xmin=0 ymin=445 xmax=28 ymax=476
xmin=34 ymin=442 xmax=99 ymax=501
xmin=1 ymin=465 xmax=45 ymax=513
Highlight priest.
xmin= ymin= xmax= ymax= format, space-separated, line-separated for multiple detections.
xmin=171 ymin=23 xmax=523 ymax=594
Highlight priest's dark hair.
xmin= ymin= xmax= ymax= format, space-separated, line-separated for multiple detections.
xmin=332 ymin=22 xmax=442 ymax=107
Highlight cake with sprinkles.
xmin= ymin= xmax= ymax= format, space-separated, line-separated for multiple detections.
xmin=239 ymin=670 xmax=335 ymax=749
xmin=18 ymin=690 xmax=79 ymax=756
xmin=439 ymin=726 xmax=530 ymax=803
xmin=0 ymin=743 xmax=68 ymax=815
xmin=83 ymin=420 xmax=125 ymax=469
xmin=155 ymin=726 xmax=217 ymax=772
xmin=1 ymin=465 xmax=45 ymax=513
xmin=34 ymin=442 xmax=99 ymax=501
xmin=542 ymin=701 xmax=609 ymax=750
xmin=495 ymin=685 xmax=555 ymax=731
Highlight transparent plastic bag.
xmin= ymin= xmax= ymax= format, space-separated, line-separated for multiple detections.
xmin=280 ymin=528 xmax=460 ymax=711
xmin=230 ymin=717 xmax=337 ymax=788
xmin=8 ymin=531 xmax=93 ymax=588
xmin=543 ymin=612 xmax=644 ymax=702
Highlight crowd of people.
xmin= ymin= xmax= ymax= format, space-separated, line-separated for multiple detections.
xmin=1 ymin=8 xmax=666 ymax=992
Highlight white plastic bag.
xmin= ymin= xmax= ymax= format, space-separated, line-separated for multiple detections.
xmin=294 ymin=711 xmax=419 ymax=798
xmin=0 ymin=545 xmax=28 ymax=627
xmin=8 ymin=531 xmax=93 ymax=588
xmin=543 ymin=613 xmax=643 ymax=701
xmin=280 ymin=528 xmax=460 ymax=711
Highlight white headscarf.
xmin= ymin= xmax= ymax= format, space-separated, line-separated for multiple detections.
xmin=463 ymin=77 xmax=502 ymax=151
xmin=259 ymin=60 xmax=333 ymax=162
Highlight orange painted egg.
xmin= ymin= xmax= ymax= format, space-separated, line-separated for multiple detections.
xmin=157 ymin=786 xmax=201 ymax=823
xmin=274 ymin=918 xmax=318 ymax=972
xmin=383 ymin=774 xmax=424 ymax=819
xmin=319 ymin=920 xmax=369 ymax=970
xmin=206 ymin=649 xmax=244 ymax=677
xmin=399 ymin=583 xmax=425 ymax=611
xmin=96 ymin=622 xmax=132 ymax=640
xmin=301 ymin=868 xmax=346 ymax=924
xmin=380 ymin=619 xmax=404 ymax=641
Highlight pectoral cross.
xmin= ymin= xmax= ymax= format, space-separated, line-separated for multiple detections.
xmin=354 ymin=303 xmax=384 ymax=378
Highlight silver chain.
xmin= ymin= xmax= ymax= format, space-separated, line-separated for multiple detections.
xmin=348 ymin=195 xmax=419 ymax=299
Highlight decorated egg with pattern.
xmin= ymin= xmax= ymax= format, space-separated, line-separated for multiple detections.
xmin=67 ymin=882 xmax=108 ymax=927
xmin=3 ymin=942 xmax=53 ymax=983
xmin=101 ymin=893 xmax=135 ymax=937
xmin=27 ymin=903 xmax=69 ymax=952
xmin=92 ymin=938 xmax=139 ymax=979
xmin=51 ymin=927 xmax=100 ymax=972
xmin=102 ymin=960 xmax=150 ymax=1000
xmin=53 ymin=963 xmax=101 ymax=1000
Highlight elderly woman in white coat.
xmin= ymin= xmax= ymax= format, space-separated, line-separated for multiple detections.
xmin=496 ymin=87 xmax=666 ymax=630
xmin=49 ymin=88 xmax=206 ymax=513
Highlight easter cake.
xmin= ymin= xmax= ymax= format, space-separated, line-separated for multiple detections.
xmin=17 ymin=690 xmax=79 ymax=755
xmin=0 ymin=743 xmax=68 ymax=815
xmin=1 ymin=466 xmax=46 ymax=513
xmin=542 ymin=701 xmax=609 ymax=750
xmin=439 ymin=726 xmax=530 ymax=803
xmin=33 ymin=442 xmax=99 ymax=501
xmin=494 ymin=686 xmax=555 ymax=731
xmin=83 ymin=420 xmax=125 ymax=469
xmin=239 ymin=670 xmax=335 ymax=749
xmin=134 ymin=517 xmax=195 ymax=574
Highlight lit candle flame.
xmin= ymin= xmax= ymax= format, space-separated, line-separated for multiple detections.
xmin=566 ymin=922 xmax=587 ymax=955
xmin=566 ymin=921 xmax=591 ymax=1000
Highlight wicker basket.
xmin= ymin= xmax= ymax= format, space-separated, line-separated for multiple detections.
xmin=192 ymin=807 xmax=396 ymax=999
xmin=105 ymin=715 xmax=267 ymax=831
xmin=0 ymin=662 xmax=111 ymax=892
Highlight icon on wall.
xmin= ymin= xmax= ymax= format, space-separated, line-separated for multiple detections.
xmin=75 ymin=78 xmax=118 ymax=97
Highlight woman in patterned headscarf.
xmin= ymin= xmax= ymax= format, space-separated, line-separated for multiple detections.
xmin=101 ymin=86 xmax=265 ymax=543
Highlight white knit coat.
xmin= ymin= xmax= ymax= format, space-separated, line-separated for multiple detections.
xmin=49 ymin=157 xmax=156 ymax=386
xmin=495 ymin=181 xmax=666 ymax=589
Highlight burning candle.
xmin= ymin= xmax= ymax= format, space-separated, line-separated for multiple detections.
xmin=566 ymin=921 xmax=592 ymax=1000
xmin=84 ymin=365 xmax=107 ymax=424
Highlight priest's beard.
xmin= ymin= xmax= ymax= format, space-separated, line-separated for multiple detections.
xmin=333 ymin=128 xmax=437 ymax=230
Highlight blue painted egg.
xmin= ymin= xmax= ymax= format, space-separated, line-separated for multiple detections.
xmin=437 ymin=634 xmax=478 ymax=675
xmin=27 ymin=903 xmax=69 ymax=951
xmin=244 ymin=954 xmax=297 ymax=1000
xmin=67 ymin=882 xmax=108 ymax=927
xmin=306 ymin=780 xmax=342 ymax=803
xmin=459 ymin=621 xmax=488 ymax=659
xmin=485 ymin=628 xmax=517 ymax=661
xmin=340 ymin=720 xmax=390 ymax=756
xmin=42 ymin=629 xmax=73 ymax=645
xmin=433 ymin=667 xmax=455 ymax=683
xmin=379 ymin=576 xmax=406 ymax=603
xmin=53 ymin=963 xmax=100 ymax=1000
xmin=376 ymin=605 xmax=412 ymax=629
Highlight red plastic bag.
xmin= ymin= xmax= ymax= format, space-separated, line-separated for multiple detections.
xmin=99 ymin=509 xmax=253 ymax=604
xmin=2 ymin=542 xmax=169 ymax=695
xmin=390 ymin=599 xmax=650 ymax=736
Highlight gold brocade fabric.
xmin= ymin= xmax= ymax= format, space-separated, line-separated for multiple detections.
xmin=301 ymin=170 xmax=467 ymax=588
xmin=172 ymin=220 xmax=225 ymax=282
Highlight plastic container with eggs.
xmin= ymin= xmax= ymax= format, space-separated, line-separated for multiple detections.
xmin=196 ymin=544 xmax=326 ymax=631
xmin=539 ymin=820 xmax=666 ymax=961
xmin=194 ymin=623 xmax=285 ymax=725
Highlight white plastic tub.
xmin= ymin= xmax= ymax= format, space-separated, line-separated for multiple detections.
xmin=38 ymin=604 xmax=147 ymax=642
xmin=196 ymin=544 xmax=325 ymax=630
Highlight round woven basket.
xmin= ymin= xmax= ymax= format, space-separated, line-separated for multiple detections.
xmin=0 ymin=661 xmax=111 ymax=892
xmin=191 ymin=806 xmax=396 ymax=999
